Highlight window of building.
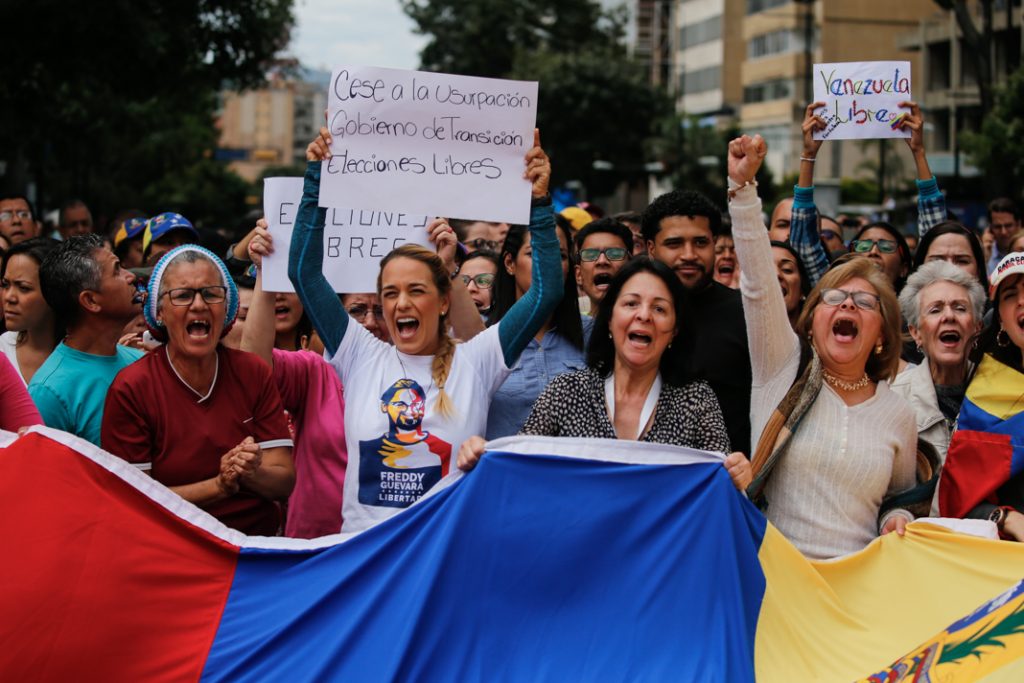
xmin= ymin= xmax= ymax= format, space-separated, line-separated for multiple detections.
xmin=747 ymin=28 xmax=816 ymax=59
xmin=743 ymin=79 xmax=793 ymax=103
xmin=747 ymin=0 xmax=790 ymax=15
xmin=679 ymin=15 xmax=722 ymax=49
xmin=680 ymin=66 xmax=722 ymax=95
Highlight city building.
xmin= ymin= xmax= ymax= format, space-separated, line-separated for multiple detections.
xmin=216 ymin=66 xmax=329 ymax=183
xmin=896 ymin=1 xmax=1022 ymax=182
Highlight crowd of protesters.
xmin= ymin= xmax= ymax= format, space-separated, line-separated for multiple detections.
xmin=1 ymin=102 xmax=1022 ymax=555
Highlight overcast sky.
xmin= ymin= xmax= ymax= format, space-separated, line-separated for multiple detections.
xmin=289 ymin=0 xmax=426 ymax=72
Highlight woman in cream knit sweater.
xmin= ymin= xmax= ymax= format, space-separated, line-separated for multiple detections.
xmin=727 ymin=135 xmax=917 ymax=560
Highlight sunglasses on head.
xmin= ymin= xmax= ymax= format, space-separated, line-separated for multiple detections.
xmin=465 ymin=238 xmax=499 ymax=252
xmin=851 ymin=239 xmax=897 ymax=254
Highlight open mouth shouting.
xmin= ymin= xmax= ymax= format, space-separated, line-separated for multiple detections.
xmin=832 ymin=317 xmax=859 ymax=343
xmin=937 ymin=329 xmax=962 ymax=349
xmin=626 ymin=329 xmax=653 ymax=349
xmin=593 ymin=272 xmax=614 ymax=291
xmin=186 ymin=318 xmax=212 ymax=340
xmin=274 ymin=303 xmax=292 ymax=320
xmin=395 ymin=316 xmax=420 ymax=340
xmin=716 ymin=260 xmax=736 ymax=277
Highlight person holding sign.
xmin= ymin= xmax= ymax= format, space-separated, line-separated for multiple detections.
xmin=729 ymin=134 xmax=919 ymax=560
xmin=289 ymin=127 xmax=562 ymax=533
xmin=790 ymin=100 xmax=945 ymax=292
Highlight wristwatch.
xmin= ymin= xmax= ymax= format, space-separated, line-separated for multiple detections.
xmin=988 ymin=506 xmax=1013 ymax=529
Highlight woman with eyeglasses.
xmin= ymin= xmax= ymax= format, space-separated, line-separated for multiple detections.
xmin=484 ymin=213 xmax=587 ymax=439
xmin=728 ymin=134 xmax=918 ymax=560
xmin=459 ymin=250 xmax=499 ymax=319
xmin=102 ymin=245 xmax=296 ymax=535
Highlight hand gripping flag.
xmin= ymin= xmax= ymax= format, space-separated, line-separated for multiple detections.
xmin=2 ymin=428 xmax=1023 ymax=682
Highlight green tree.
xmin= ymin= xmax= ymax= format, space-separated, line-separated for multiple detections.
xmin=402 ymin=0 xmax=668 ymax=199
xmin=0 ymin=0 xmax=294 ymax=228
xmin=961 ymin=64 xmax=1024 ymax=199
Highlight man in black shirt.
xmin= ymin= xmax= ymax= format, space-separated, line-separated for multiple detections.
xmin=642 ymin=191 xmax=752 ymax=454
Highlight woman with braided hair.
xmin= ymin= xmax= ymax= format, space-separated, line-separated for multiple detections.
xmin=290 ymin=127 xmax=563 ymax=533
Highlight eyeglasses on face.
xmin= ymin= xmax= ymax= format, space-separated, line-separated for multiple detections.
xmin=851 ymin=239 xmax=897 ymax=254
xmin=820 ymin=288 xmax=880 ymax=311
xmin=163 ymin=286 xmax=227 ymax=306
xmin=579 ymin=247 xmax=628 ymax=262
xmin=465 ymin=238 xmax=499 ymax=251
xmin=0 ymin=210 xmax=31 ymax=223
xmin=346 ymin=303 xmax=384 ymax=320
xmin=460 ymin=273 xmax=495 ymax=288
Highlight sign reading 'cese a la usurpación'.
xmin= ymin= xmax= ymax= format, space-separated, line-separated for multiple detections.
xmin=318 ymin=66 xmax=538 ymax=225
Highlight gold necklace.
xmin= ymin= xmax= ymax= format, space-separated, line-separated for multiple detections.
xmin=822 ymin=370 xmax=870 ymax=392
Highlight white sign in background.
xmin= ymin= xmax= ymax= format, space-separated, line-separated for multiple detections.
xmin=812 ymin=61 xmax=912 ymax=141
xmin=318 ymin=66 xmax=538 ymax=225
xmin=261 ymin=177 xmax=432 ymax=293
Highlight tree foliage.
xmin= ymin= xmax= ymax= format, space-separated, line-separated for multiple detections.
xmin=0 ymin=0 xmax=294 ymax=228
xmin=402 ymin=0 xmax=669 ymax=198
xmin=961 ymin=64 xmax=1024 ymax=200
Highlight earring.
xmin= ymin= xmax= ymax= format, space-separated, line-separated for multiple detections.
xmin=997 ymin=327 xmax=1011 ymax=347
xmin=874 ymin=344 xmax=883 ymax=355
xmin=608 ymin=332 xmax=613 ymax=339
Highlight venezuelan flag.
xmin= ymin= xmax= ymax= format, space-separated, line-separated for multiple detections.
xmin=2 ymin=428 xmax=1022 ymax=682
xmin=940 ymin=355 xmax=1024 ymax=517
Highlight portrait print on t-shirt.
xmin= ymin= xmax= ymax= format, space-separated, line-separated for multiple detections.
xmin=358 ymin=378 xmax=452 ymax=508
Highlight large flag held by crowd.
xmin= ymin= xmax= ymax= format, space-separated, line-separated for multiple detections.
xmin=2 ymin=428 xmax=1023 ymax=682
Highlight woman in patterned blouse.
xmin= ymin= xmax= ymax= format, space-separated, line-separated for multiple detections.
xmin=457 ymin=256 xmax=752 ymax=491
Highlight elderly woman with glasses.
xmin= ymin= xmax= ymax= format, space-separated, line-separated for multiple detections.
xmin=892 ymin=261 xmax=985 ymax=513
xmin=102 ymin=245 xmax=295 ymax=535
xmin=728 ymin=135 xmax=918 ymax=560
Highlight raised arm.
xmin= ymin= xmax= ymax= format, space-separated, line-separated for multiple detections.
xmin=728 ymin=135 xmax=801 ymax=385
xmin=288 ymin=129 xmax=349 ymax=356
xmin=896 ymin=101 xmax=946 ymax=236
xmin=426 ymin=217 xmax=486 ymax=341
xmin=496 ymin=130 xmax=563 ymax=367
xmin=789 ymin=102 xmax=831 ymax=289
xmin=241 ymin=219 xmax=277 ymax=367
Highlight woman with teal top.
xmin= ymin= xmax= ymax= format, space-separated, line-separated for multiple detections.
xmin=289 ymin=127 xmax=563 ymax=533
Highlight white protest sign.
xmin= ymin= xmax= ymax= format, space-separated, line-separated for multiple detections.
xmin=318 ymin=66 xmax=538 ymax=225
xmin=813 ymin=61 xmax=911 ymax=141
xmin=261 ymin=177 xmax=432 ymax=293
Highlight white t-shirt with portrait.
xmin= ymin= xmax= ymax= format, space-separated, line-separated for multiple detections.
xmin=328 ymin=321 xmax=510 ymax=533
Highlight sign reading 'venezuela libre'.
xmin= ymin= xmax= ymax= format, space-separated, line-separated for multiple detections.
xmin=318 ymin=66 xmax=539 ymax=225
xmin=812 ymin=61 xmax=912 ymax=141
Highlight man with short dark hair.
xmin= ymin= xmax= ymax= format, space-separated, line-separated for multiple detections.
xmin=29 ymin=234 xmax=144 ymax=445
xmin=987 ymin=197 xmax=1021 ymax=274
xmin=574 ymin=217 xmax=633 ymax=314
xmin=642 ymin=190 xmax=752 ymax=454
xmin=58 ymin=199 xmax=94 ymax=240
xmin=0 ymin=194 xmax=39 ymax=244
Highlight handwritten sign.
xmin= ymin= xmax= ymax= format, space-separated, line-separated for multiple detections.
xmin=318 ymin=66 xmax=538 ymax=225
xmin=813 ymin=61 xmax=911 ymax=141
xmin=261 ymin=177 xmax=432 ymax=294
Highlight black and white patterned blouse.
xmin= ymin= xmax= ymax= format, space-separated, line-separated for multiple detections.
xmin=520 ymin=367 xmax=731 ymax=452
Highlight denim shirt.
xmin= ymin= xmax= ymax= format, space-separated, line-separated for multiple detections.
xmin=485 ymin=317 xmax=593 ymax=439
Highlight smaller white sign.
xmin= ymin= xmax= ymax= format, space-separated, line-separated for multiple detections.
xmin=812 ymin=61 xmax=912 ymax=141
xmin=261 ymin=177 xmax=432 ymax=294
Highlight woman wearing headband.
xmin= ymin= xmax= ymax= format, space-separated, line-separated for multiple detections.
xmin=102 ymin=245 xmax=295 ymax=535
